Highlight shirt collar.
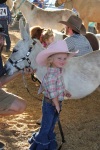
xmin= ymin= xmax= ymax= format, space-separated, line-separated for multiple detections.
xmin=0 ymin=4 xmax=5 ymax=5
xmin=71 ymin=33 xmax=80 ymax=37
xmin=47 ymin=67 xmax=62 ymax=73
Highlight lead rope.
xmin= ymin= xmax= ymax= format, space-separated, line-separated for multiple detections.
xmin=22 ymin=70 xmax=42 ymax=101
xmin=56 ymin=111 xmax=66 ymax=150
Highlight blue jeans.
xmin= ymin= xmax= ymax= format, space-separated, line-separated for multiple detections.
xmin=0 ymin=20 xmax=11 ymax=50
xmin=29 ymin=97 xmax=62 ymax=150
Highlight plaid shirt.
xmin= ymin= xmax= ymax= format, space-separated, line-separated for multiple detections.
xmin=0 ymin=4 xmax=11 ymax=24
xmin=64 ymin=34 xmax=93 ymax=57
xmin=40 ymin=68 xmax=65 ymax=101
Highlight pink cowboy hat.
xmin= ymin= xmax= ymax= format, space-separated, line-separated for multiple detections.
xmin=36 ymin=40 xmax=79 ymax=67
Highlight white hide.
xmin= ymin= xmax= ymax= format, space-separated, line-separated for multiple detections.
xmin=53 ymin=30 xmax=66 ymax=40
xmin=95 ymin=34 xmax=100 ymax=50
xmin=96 ymin=34 xmax=100 ymax=40
xmin=4 ymin=20 xmax=100 ymax=100
xmin=11 ymin=0 xmax=75 ymax=31
xmin=6 ymin=0 xmax=13 ymax=10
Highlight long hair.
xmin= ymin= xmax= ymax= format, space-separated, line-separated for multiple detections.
xmin=30 ymin=26 xmax=44 ymax=40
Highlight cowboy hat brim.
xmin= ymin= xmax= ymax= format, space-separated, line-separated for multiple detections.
xmin=0 ymin=0 xmax=7 ymax=4
xmin=59 ymin=21 xmax=86 ymax=36
xmin=36 ymin=40 xmax=79 ymax=67
xmin=36 ymin=49 xmax=79 ymax=67
xmin=59 ymin=21 xmax=80 ymax=33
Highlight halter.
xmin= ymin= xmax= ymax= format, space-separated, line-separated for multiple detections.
xmin=13 ymin=0 xmax=26 ymax=15
xmin=8 ymin=40 xmax=37 ymax=71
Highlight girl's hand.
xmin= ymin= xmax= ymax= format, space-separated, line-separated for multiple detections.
xmin=52 ymin=102 xmax=60 ymax=113
xmin=52 ymin=97 xmax=60 ymax=113
xmin=56 ymin=105 xmax=60 ymax=113
xmin=64 ymin=89 xmax=71 ymax=98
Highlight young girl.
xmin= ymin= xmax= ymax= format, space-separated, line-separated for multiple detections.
xmin=41 ymin=29 xmax=54 ymax=48
xmin=28 ymin=40 xmax=79 ymax=150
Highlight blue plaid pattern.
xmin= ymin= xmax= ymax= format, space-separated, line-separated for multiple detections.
xmin=64 ymin=34 xmax=93 ymax=57
xmin=0 ymin=4 xmax=11 ymax=24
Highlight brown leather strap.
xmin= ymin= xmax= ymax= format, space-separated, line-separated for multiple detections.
xmin=44 ymin=97 xmax=62 ymax=105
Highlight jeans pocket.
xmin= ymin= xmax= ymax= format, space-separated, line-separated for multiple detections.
xmin=42 ymin=100 xmax=55 ymax=114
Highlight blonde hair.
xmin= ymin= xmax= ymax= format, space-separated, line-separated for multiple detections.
xmin=46 ymin=53 xmax=69 ymax=67
xmin=41 ymin=29 xmax=54 ymax=43
xmin=46 ymin=55 xmax=54 ymax=67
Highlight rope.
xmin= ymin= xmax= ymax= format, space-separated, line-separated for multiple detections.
xmin=56 ymin=111 xmax=66 ymax=150
xmin=22 ymin=70 xmax=42 ymax=101
xmin=12 ymin=0 xmax=26 ymax=16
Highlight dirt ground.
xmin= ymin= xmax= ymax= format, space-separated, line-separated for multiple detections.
xmin=0 ymin=31 xmax=100 ymax=150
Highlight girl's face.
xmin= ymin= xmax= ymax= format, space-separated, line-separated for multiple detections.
xmin=51 ymin=53 xmax=67 ymax=69
xmin=45 ymin=35 xmax=54 ymax=45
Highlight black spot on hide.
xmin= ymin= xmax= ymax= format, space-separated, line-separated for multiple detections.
xmin=63 ymin=34 xmax=67 ymax=39
xmin=31 ymin=5 xmax=34 ymax=10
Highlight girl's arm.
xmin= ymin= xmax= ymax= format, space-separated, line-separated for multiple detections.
xmin=52 ymin=97 xmax=60 ymax=113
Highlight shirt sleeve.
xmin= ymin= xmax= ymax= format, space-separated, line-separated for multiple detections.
xmin=7 ymin=6 xmax=11 ymax=24
xmin=47 ymin=75 xmax=58 ymax=99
